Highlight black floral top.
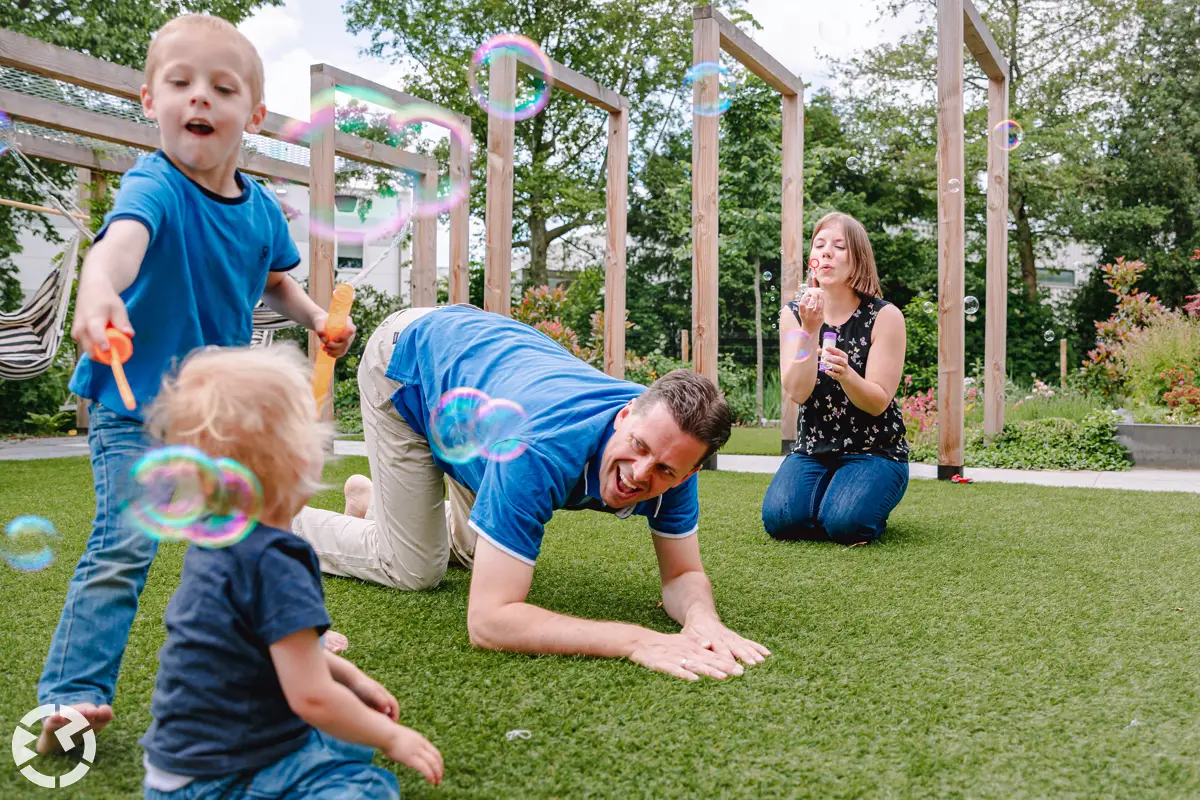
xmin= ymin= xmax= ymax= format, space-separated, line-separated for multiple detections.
xmin=786 ymin=295 xmax=909 ymax=463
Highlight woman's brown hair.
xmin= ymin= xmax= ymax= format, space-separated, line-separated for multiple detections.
xmin=808 ymin=211 xmax=882 ymax=298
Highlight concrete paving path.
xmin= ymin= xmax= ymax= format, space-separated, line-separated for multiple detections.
xmin=2 ymin=436 xmax=1195 ymax=494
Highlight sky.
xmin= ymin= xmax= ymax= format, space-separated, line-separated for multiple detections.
xmin=237 ymin=0 xmax=924 ymax=122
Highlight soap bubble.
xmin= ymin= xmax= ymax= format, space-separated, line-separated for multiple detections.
xmin=846 ymin=156 xmax=862 ymax=171
xmin=684 ymin=62 xmax=737 ymax=117
xmin=1043 ymin=329 xmax=1056 ymax=342
xmin=126 ymin=447 xmax=263 ymax=548
xmin=430 ymin=388 xmax=490 ymax=464
xmin=467 ymin=34 xmax=553 ymax=121
xmin=477 ymin=399 xmax=529 ymax=463
xmin=818 ymin=19 xmax=851 ymax=44
xmin=2 ymin=516 xmax=59 ymax=572
xmin=963 ymin=296 xmax=980 ymax=315
xmin=923 ymin=301 xmax=936 ymax=315
xmin=992 ymin=120 xmax=1023 ymax=151
xmin=785 ymin=329 xmax=815 ymax=362
xmin=947 ymin=178 xmax=962 ymax=194
xmin=430 ymin=388 xmax=530 ymax=465
xmin=762 ymin=271 xmax=773 ymax=281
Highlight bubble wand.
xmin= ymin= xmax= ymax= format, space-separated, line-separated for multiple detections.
xmin=312 ymin=283 xmax=355 ymax=408
xmin=92 ymin=327 xmax=136 ymax=411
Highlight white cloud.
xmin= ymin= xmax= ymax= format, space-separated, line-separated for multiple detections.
xmin=238 ymin=1 xmax=303 ymax=58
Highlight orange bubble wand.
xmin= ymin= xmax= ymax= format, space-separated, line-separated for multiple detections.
xmin=312 ymin=283 xmax=355 ymax=408
xmin=92 ymin=327 xmax=136 ymax=411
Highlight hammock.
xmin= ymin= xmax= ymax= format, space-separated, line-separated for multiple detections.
xmin=0 ymin=234 xmax=81 ymax=380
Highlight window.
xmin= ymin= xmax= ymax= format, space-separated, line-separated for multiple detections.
xmin=337 ymin=256 xmax=363 ymax=272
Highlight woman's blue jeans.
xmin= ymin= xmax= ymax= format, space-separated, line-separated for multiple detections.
xmin=761 ymin=452 xmax=909 ymax=544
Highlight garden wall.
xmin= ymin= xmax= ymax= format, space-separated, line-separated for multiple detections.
xmin=1115 ymin=423 xmax=1200 ymax=469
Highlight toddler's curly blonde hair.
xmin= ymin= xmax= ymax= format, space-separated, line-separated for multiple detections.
xmin=146 ymin=344 xmax=330 ymax=521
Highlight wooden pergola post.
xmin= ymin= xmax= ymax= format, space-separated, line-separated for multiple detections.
xmin=690 ymin=5 xmax=805 ymax=457
xmin=942 ymin=0 xmax=1011 ymax=467
xmin=449 ymin=122 xmax=472 ymax=305
xmin=309 ymin=68 xmax=337 ymax=418
xmin=779 ymin=90 xmax=804 ymax=452
xmin=604 ymin=99 xmax=630 ymax=378
xmin=74 ymin=168 xmax=94 ymax=432
xmin=412 ymin=169 xmax=438 ymax=307
xmin=484 ymin=51 xmax=517 ymax=316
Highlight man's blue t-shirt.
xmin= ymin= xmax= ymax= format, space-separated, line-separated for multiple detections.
xmin=69 ymin=151 xmax=300 ymax=420
xmin=386 ymin=306 xmax=701 ymax=565
xmin=140 ymin=524 xmax=331 ymax=778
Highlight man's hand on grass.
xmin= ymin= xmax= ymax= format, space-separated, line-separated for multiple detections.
xmin=682 ymin=614 xmax=771 ymax=667
xmin=629 ymin=632 xmax=746 ymax=681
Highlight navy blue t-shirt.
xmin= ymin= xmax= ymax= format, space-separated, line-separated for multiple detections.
xmin=140 ymin=524 xmax=331 ymax=777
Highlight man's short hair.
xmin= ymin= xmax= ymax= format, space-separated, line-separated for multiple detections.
xmin=632 ymin=369 xmax=732 ymax=465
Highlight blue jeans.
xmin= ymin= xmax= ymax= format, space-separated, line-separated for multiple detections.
xmin=39 ymin=404 xmax=159 ymax=707
xmin=144 ymin=729 xmax=400 ymax=799
xmin=761 ymin=452 xmax=909 ymax=544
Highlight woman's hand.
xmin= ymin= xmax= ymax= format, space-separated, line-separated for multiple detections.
xmin=797 ymin=287 xmax=825 ymax=333
xmin=821 ymin=345 xmax=852 ymax=382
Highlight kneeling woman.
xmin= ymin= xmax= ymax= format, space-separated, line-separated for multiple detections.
xmin=762 ymin=212 xmax=910 ymax=545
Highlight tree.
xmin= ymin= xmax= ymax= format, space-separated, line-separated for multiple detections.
xmin=0 ymin=0 xmax=284 ymax=309
xmin=833 ymin=0 xmax=1138 ymax=300
xmin=341 ymin=0 xmax=747 ymax=287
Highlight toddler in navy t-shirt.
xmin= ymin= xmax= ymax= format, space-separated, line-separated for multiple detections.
xmin=138 ymin=345 xmax=443 ymax=799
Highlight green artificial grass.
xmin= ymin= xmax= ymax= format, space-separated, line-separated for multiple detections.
xmin=3 ymin=456 xmax=1200 ymax=798
xmin=724 ymin=426 xmax=783 ymax=455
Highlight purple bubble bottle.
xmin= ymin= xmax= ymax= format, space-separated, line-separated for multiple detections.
xmin=818 ymin=331 xmax=837 ymax=372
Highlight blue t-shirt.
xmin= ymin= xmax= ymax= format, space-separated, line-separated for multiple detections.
xmin=69 ymin=151 xmax=300 ymax=420
xmin=387 ymin=306 xmax=700 ymax=565
xmin=140 ymin=524 xmax=331 ymax=778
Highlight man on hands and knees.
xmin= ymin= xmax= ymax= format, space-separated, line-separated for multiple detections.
xmin=292 ymin=305 xmax=770 ymax=680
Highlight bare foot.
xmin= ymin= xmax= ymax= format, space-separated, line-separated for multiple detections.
xmin=323 ymin=630 xmax=350 ymax=653
xmin=343 ymin=475 xmax=373 ymax=518
xmin=36 ymin=703 xmax=113 ymax=755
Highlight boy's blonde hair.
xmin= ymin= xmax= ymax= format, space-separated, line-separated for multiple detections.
xmin=145 ymin=14 xmax=266 ymax=108
xmin=146 ymin=344 xmax=329 ymax=521
xmin=809 ymin=211 xmax=883 ymax=298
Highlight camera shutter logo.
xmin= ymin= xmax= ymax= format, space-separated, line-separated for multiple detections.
xmin=11 ymin=705 xmax=96 ymax=789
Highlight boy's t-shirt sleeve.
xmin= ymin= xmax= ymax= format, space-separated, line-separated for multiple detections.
xmin=251 ymin=539 xmax=331 ymax=645
xmin=99 ymin=167 xmax=172 ymax=243
xmin=269 ymin=203 xmax=301 ymax=272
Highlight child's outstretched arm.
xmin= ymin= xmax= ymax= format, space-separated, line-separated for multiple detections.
xmin=324 ymin=649 xmax=399 ymax=721
xmin=271 ymin=628 xmax=443 ymax=785
xmin=261 ymin=272 xmax=357 ymax=357
xmin=72 ymin=219 xmax=149 ymax=355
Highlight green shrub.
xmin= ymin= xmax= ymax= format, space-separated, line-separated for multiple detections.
xmin=0 ymin=337 xmax=74 ymax=435
xmin=964 ymin=410 xmax=1130 ymax=471
xmin=1119 ymin=312 xmax=1200 ymax=407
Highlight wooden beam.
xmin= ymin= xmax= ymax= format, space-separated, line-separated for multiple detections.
xmin=0 ymin=31 xmax=431 ymax=174
xmin=983 ymin=75 xmax=1009 ymax=437
xmin=484 ymin=49 xmax=517 ymax=316
xmin=1060 ymin=338 xmax=1068 ymax=387
xmin=8 ymin=131 xmax=136 ymax=174
xmin=937 ymin=0 xmax=967 ymax=477
xmin=693 ymin=5 xmax=803 ymax=96
xmin=515 ymin=53 xmax=624 ymax=113
xmin=681 ymin=329 xmax=689 ymax=363
xmin=603 ymin=100 xmax=629 ymax=379
xmin=311 ymin=64 xmax=472 ymax=127
xmin=779 ymin=90 xmax=804 ymax=452
xmin=448 ymin=125 xmax=471 ymax=306
xmin=309 ymin=69 xmax=337 ymax=417
xmin=74 ymin=167 xmax=94 ymax=432
xmin=963 ymin=0 xmax=1010 ymax=81
xmin=411 ymin=171 xmax=438 ymax=307
xmin=691 ymin=16 xmax=721 ymax=387
xmin=0 ymin=89 xmax=312 ymax=184
xmin=0 ymin=197 xmax=88 ymax=220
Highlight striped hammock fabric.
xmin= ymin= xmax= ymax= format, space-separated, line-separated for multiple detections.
xmin=0 ymin=234 xmax=81 ymax=381
xmin=0 ymin=238 xmax=300 ymax=381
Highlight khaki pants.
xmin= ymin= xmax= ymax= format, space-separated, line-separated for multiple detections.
xmin=292 ymin=307 xmax=476 ymax=590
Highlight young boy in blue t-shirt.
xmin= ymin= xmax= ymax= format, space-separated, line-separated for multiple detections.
xmin=36 ymin=13 xmax=356 ymax=753
xmin=139 ymin=345 xmax=442 ymax=798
